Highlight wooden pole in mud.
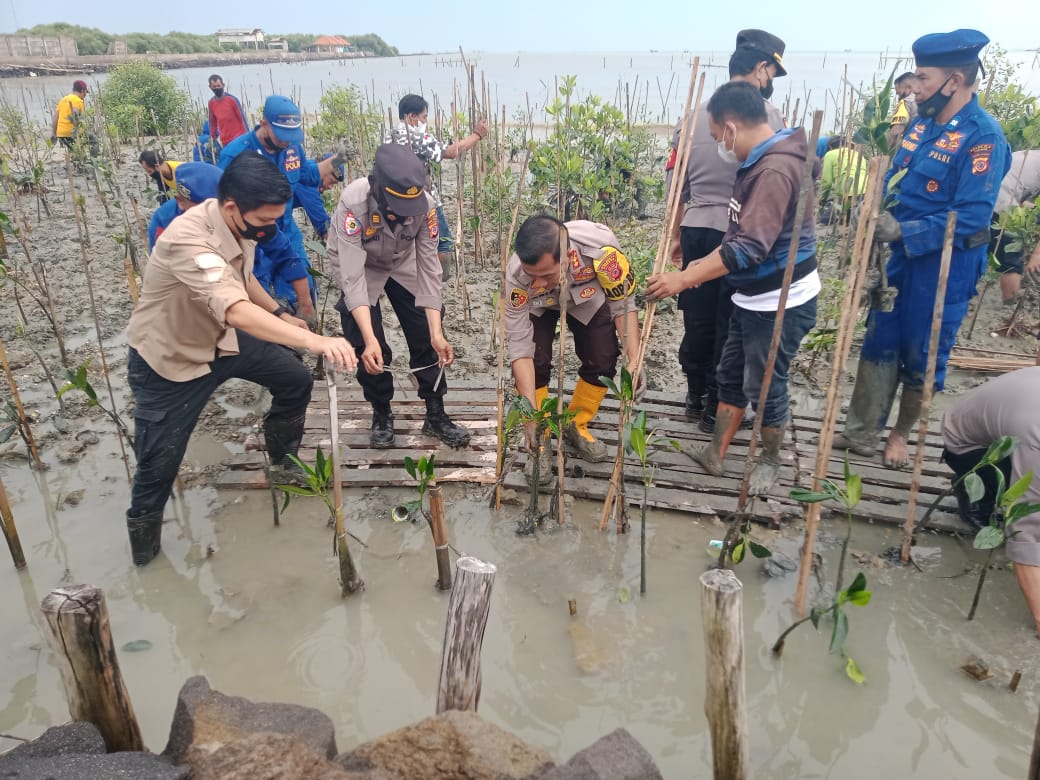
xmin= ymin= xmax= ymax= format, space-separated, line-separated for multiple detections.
xmin=0 ymin=474 xmax=26 ymax=569
xmin=700 ymin=568 xmax=749 ymax=780
xmin=40 ymin=585 xmax=144 ymax=752
xmin=555 ymin=226 xmax=569 ymax=525
xmin=1029 ymin=704 xmax=1040 ymax=779
xmin=598 ymin=59 xmax=704 ymax=533
xmin=793 ymin=157 xmax=885 ymax=617
xmin=427 ymin=485 xmax=452 ymax=591
xmin=437 ymin=556 xmax=496 ymax=714
xmin=900 ymin=212 xmax=956 ymax=563
xmin=0 ymin=337 xmax=43 ymax=470
xmin=327 ymin=371 xmax=363 ymax=596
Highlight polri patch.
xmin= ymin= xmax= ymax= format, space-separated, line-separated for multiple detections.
xmin=427 ymin=207 xmax=439 ymax=239
xmin=343 ymin=210 xmax=361 ymax=237
xmin=509 ymin=288 xmax=528 ymax=307
xmin=579 ymin=286 xmax=596 ymax=299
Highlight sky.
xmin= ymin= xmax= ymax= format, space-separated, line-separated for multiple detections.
xmin=1 ymin=0 xmax=1039 ymax=53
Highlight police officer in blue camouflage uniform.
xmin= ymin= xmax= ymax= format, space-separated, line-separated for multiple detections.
xmin=147 ymin=162 xmax=223 ymax=250
xmin=834 ymin=29 xmax=1011 ymax=468
xmin=219 ymin=95 xmax=346 ymax=323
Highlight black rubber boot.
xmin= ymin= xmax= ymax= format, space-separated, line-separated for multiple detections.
xmin=684 ymin=374 xmax=705 ymax=420
xmin=422 ymin=397 xmax=471 ymax=448
xmin=127 ymin=510 xmax=163 ymax=567
xmin=370 ymin=403 xmax=395 ymax=448
xmin=264 ymin=412 xmax=308 ymax=483
xmin=953 ymin=481 xmax=994 ymax=530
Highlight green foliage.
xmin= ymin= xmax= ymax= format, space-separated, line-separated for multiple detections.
xmin=276 ymin=448 xmax=333 ymax=513
xmin=992 ymin=204 xmax=1040 ymax=257
xmin=852 ymin=67 xmax=896 ymax=156
xmin=529 ymin=76 xmax=662 ymax=220
xmin=17 ymin=23 xmax=113 ymax=55
xmin=345 ymin=33 xmax=399 ymax=57
xmin=309 ymin=84 xmax=383 ymax=167
xmin=400 ymin=454 xmax=437 ymax=520
xmin=57 ymin=361 xmax=99 ymax=405
xmin=98 ymin=61 xmax=191 ymax=139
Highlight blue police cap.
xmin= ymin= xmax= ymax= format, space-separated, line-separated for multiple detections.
xmin=913 ymin=29 xmax=989 ymax=68
xmin=263 ymin=95 xmax=304 ymax=145
xmin=174 ymin=162 xmax=222 ymax=203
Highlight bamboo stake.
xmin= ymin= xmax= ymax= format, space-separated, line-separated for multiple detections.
xmin=65 ymin=153 xmax=132 ymax=484
xmin=0 ymin=473 xmax=25 ymax=569
xmin=1030 ymin=704 xmax=1040 ymax=780
xmin=900 ymin=212 xmax=956 ymax=563
xmin=555 ymin=225 xmax=569 ymax=525
xmin=0 ymin=337 xmax=43 ymax=469
xmin=428 ymin=485 xmax=452 ymax=591
xmin=793 ymin=157 xmax=886 ymax=616
xmin=40 ymin=586 xmax=144 ymax=752
xmin=733 ymin=112 xmax=824 ymax=516
xmin=466 ymin=64 xmax=484 ymax=269
xmin=327 ymin=370 xmax=363 ymax=596
xmin=598 ymin=60 xmax=703 ymax=532
xmin=128 ymin=195 xmax=150 ymax=250
xmin=436 ymin=556 xmax=496 ymax=714
xmin=493 ymin=144 xmax=531 ymax=511
xmin=701 ymin=568 xmax=749 ymax=780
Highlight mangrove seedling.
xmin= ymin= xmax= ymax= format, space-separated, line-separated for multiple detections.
xmin=505 ymin=394 xmax=576 ymax=534
xmin=601 ymin=366 xmax=636 ymax=534
xmin=774 ymin=456 xmax=872 ymax=685
xmin=398 ymin=453 xmax=437 ymax=523
xmin=621 ymin=409 xmax=679 ymax=595
xmin=57 ymin=360 xmax=134 ymax=451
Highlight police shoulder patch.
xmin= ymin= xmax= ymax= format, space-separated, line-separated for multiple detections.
xmin=427 ymin=207 xmax=439 ymax=239
xmin=594 ymin=245 xmax=635 ymax=301
xmin=509 ymin=287 xmax=528 ymax=308
xmin=343 ymin=210 xmax=361 ymax=237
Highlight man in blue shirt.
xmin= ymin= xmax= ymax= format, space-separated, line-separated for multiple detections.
xmin=219 ymin=95 xmax=345 ymax=323
xmin=834 ymin=29 xmax=1011 ymax=468
xmin=148 ymin=163 xmax=223 ymax=250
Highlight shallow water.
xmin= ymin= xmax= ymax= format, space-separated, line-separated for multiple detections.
xmin=1 ymin=424 xmax=1038 ymax=778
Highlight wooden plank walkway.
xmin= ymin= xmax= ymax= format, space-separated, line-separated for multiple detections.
xmin=216 ymin=380 xmax=969 ymax=533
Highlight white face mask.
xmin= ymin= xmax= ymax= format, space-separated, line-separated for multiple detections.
xmin=413 ymin=121 xmax=428 ymax=134
xmin=717 ymin=124 xmax=739 ymax=164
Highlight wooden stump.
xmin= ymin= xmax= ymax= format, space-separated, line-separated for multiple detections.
xmin=436 ymin=556 xmax=496 ymax=714
xmin=700 ymin=569 xmax=749 ymax=780
xmin=40 ymin=585 xmax=144 ymax=752
xmin=428 ymin=486 xmax=453 ymax=591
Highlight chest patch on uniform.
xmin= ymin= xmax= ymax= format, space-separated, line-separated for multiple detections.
xmin=364 ymin=225 xmax=378 ymax=237
xmin=570 ymin=249 xmax=595 ymax=282
xmin=427 ymin=208 xmax=439 ymax=239
xmin=579 ymin=286 xmax=596 ymax=299
xmin=935 ymin=131 xmax=963 ymax=152
xmin=510 ymin=288 xmax=528 ymax=307
xmin=544 ymin=297 xmax=555 ymax=307
xmin=926 ymin=180 xmax=940 ymax=193
xmin=343 ymin=210 xmax=361 ymax=237
xmin=970 ymin=143 xmax=993 ymax=176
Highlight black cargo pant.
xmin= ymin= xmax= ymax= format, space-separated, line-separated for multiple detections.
xmin=337 ymin=278 xmax=446 ymax=405
xmin=532 ymin=302 xmax=619 ymax=388
xmin=677 ymin=226 xmax=731 ymax=402
xmin=127 ymin=334 xmax=312 ymax=518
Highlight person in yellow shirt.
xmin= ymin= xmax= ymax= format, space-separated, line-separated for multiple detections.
xmin=52 ymin=80 xmax=87 ymax=149
xmin=818 ymin=137 xmax=869 ymax=223
xmin=138 ymin=150 xmax=183 ymax=204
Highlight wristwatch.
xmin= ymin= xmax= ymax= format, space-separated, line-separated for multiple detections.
xmin=271 ymin=305 xmax=288 ymax=318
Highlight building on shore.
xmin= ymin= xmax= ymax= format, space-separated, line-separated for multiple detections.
xmin=306 ymin=36 xmax=351 ymax=54
xmin=216 ymin=29 xmax=265 ymax=50
xmin=267 ymin=37 xmax=289 ymax=51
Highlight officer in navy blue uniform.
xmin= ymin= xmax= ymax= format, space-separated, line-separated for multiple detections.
xmin=147 ymin=162 xmax=223 ymax=250
xmin=834 ymin=29 xmax=1011 ymax=468
xmin=219 ymin=95 xmax=345 ymax=322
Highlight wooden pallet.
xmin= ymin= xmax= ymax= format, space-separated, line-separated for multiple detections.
xmin=216 ymin=381 xmax=969 ymax=533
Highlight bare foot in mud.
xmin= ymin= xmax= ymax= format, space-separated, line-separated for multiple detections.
xmin=882 ymin=430 xmax=909 ymax=468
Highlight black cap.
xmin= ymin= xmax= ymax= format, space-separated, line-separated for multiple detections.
xmin=735 ymin=29 xmax=787 ymax=77
xmin=372 ymin=143 xmax=428 ymax=217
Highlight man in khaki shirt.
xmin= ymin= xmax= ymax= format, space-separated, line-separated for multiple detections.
xmin=125 ymin=153 xmax=356 ymax=566
xmin=505 ymin=214 xmax=641 ymax=470
xmin=328 ymin=143 xmax=469 ymax=448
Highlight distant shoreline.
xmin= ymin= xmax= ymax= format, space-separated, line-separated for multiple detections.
xmin=0 ymin=50 xmax=378 ymax=78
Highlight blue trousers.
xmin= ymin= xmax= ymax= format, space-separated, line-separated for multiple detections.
xmin=860 ymin=247 xmax=982 ymax=390
xmin=716 ymin=297 xmax=817 ymax=428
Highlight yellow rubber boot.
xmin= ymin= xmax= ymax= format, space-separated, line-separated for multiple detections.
xmin=535 ymin=385 xmax=549 ymax=409
xmin=563 ymin=379 xmax=609 ymax=462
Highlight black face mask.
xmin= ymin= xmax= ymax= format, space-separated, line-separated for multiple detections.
xmin=211 ymin=88 xmax=224 ymax=98
xmin=760 ymin=80 xmax=774 ymax=100
xmin=917 ymin=75 xmax=954 ymax=119
xmin=236 ymin=214 xmax=276 ymax=243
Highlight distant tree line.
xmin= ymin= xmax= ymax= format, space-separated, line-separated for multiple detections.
xmin=14 ymin=23 xmax=399 ymax=57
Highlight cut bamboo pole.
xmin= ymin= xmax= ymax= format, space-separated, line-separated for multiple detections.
xmin=0 ymin=473 xmax=26 ymax=569
xmin=327 ymin=370 xmax=363 ymax=596
xmin=493 ymin=143 xmax=531 ymax=511
xmin=598 ymin=59 xmax=703 ymax=532
xmin=40 ymin=585 xmax=144 ymax=752
xmin=427 ymin=485 xmax=452 ymax=591
xmin=901 ymin=212 xmax=956 ymax=563
xmin=436 ymin=556 xmax=496 ymax=714
xmin=700 ymin=568 xmax=749 ymax=780
xmin=556 ymin=225 xmax=569 ymax=525
xmin=793 ymin=156 xmax=886 ymax=617
xmin=0 ymin=336 xmax=43 ymax=470
xmin=1030 ymin=704 xmax=1040 ymax=779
